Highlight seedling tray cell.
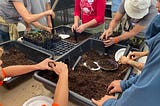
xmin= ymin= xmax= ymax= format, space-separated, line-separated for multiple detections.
xmin=49 ymin=40 xmax=76 ymax=56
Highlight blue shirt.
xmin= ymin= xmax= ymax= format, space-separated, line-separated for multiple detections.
xmin=111 ymin=0 xmax=121 ymax=12
xmin=103 ymin=14 xmax=160 ymax=106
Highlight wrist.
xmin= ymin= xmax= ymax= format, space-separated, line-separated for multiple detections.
xmin=1 ymin=68 xmax=6 ymax=79
xmin=127 ymin=59 xmax=132 ymax=64
xmin=113 ymin=37 xmax=120 ymax=44
xmin=0 ymin=68 xmax=6 ymax=86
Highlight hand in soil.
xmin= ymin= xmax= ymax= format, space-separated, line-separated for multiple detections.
xmin=107 ymin=80 xmax=122 ymax=94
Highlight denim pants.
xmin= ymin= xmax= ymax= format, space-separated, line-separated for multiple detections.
xmin=0 ymin=30 xmax=10 ymax=43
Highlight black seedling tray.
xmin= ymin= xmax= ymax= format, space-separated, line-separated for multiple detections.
xmin=34 ymin=38 xmax=137 ymax=105
xmin=49 ymin=40 xmax=76 ymax=56
xmin=0 ymin=41 xmax=52 ymax=89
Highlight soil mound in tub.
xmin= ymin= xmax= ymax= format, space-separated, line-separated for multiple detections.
xmin=42 ymin=51 xmax=129 ymax=100
xmin=2 ymin=48 xmax=35 ymax=67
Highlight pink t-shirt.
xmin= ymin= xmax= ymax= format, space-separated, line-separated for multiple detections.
xmin=74 ymin=0 xmax=106 ymax=27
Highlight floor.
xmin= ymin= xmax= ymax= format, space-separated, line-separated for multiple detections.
xmin=0 ymin=77 xmax=77 ymax=106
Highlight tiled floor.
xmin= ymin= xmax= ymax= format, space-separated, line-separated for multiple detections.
xmin=0 ymin=78 xmax=77 ymax=106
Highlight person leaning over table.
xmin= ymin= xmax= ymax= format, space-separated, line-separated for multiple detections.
xmin=92 ymin=3 xmax=160 ymax=106
xmin=0 ymin=48 xmax=69 ymax=106
xmin=100 ymin=0 xmax=157 ymax=47
xmin=0 ymin=0 xmax=55 ymax=43
xmin=71 ymin=0 xmax=106 ymax=34
xmin=119 ymin=51 xmax=148 ymax=71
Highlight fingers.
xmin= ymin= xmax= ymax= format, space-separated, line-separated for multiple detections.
xmin=48 ymin=61 xmax=56 ymax=68
xmin=108 ymin=88 xmax=116 ymax=94
xmin=107 ymin=83 xmax=114 ymax=93
xmin=91 ymin=98 xmax=99 ymax=105
xmin=103 ymin=39 xmax=114 ymax=47
xmin=99 ymin=31 xmax=106 ymax=40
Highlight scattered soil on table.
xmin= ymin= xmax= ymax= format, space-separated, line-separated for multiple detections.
xmin=1 ymin=48 xmax=35 ymax=67
xmin=42 ymin=51 xmax=129 ymax=100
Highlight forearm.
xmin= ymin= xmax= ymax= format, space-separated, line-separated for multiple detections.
xmin=53 ymin=73 xmax=68 ymax=106
xmin=141 ymin=51 xmax=149 ymax=56
xmin=0 ymin=73 xmax=3 ymax=81
xmin=108 ymin=19 xmax=120 ymax=31
xmin=108 ymin=12 xmax=122 ymax=31
xmin=74 ymin=16 xmax=80 ymax=25
xmin=118 ymin=31 xmax=137 ymax=41
xmin=117 ymin=24 xmax=145 ymax=41
xmin=32 ymin=22 xmax=50 ymax=31
xmin=83 ymin=19 xmax=97 ymax=28
xmin=127 ymin=60 xmax=144 ymax=70
xmin=13 ymin=2 xmax=51 ymax=24
xmin=3 ymin=65 xmax=39 ymax=77
xmin=46 ymin=2 xmax=52 ymax=27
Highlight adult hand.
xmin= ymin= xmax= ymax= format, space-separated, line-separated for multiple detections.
xmin=118 ymin=56 xmax=130 ymax=65
xmin=128 ymin=51 xmax=143 ymax=60
xmin=99 ymin=28 xmax=113 ymax=40
xmin=72 ymin=23 xmax=79 ymax=32
xmin=76 ymin=24 xmax=86 ymax=33
xmin=107 ymin=80 xmax=122 ymax=94
xmin=48 ymin=10 xmax=55 ymax=19
xmin=103 ymin=37 xmax=115 ymax=47
xmin=45 ymin=27 xmax=52 ymax=33
xmin=51 ymin=61 xmax=68 ymax=76
xmin=36 ymin=58 xmax=55 ymax=70
xmin=92 ymin=95 xmax=116 ymax=106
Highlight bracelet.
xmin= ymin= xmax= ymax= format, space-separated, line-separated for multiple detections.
xmin=1 ymin=68 xmax=6 ymax=78
xmin=0 ymin=81 xmax=3 ymax=86
xmin=113 ymin=37 xmax=119 ymax=44
xmin=52 ymin=103 xmax=59 ymax=106
xmin=0 ymin=68 xmax=6 ymax=86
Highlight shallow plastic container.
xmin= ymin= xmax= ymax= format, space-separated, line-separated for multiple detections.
xmin=0 ymin=41 xmax=52 ymax=89
xmin=34 ymin=38 xmax=136 ymax=105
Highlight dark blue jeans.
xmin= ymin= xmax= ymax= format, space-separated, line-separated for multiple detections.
xmin=0 ymin=30 xmax=10 ymax=43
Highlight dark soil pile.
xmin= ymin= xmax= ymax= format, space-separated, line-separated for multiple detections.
xmin=1 ymin=48 xmax=35 ymax=67
xmin=42 ymin=51 xmax=129 ymax=100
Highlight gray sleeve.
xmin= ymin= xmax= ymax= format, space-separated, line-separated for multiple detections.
xmin=118 ymin=0 xmax=125 ymax=15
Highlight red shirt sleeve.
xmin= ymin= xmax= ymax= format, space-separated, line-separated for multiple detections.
xmin=95 ymin=0 xmax=106 ymax=24
xmin=74 ymin=0 xmax=81 ymax=17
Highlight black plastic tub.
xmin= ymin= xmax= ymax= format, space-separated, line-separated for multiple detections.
xmin=0 ymin=41 xmax=52 ymax=89
xmin=55 ymin=25 xmax=93 ymax=44
xmin=34 ymin=38 xmax=136 ymax=105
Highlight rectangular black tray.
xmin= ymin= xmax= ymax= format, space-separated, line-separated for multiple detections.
xmin=0 ymin=41 xmax=52 ymax=89
xmin=34 ymin=38 xmax=135 ymax=105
